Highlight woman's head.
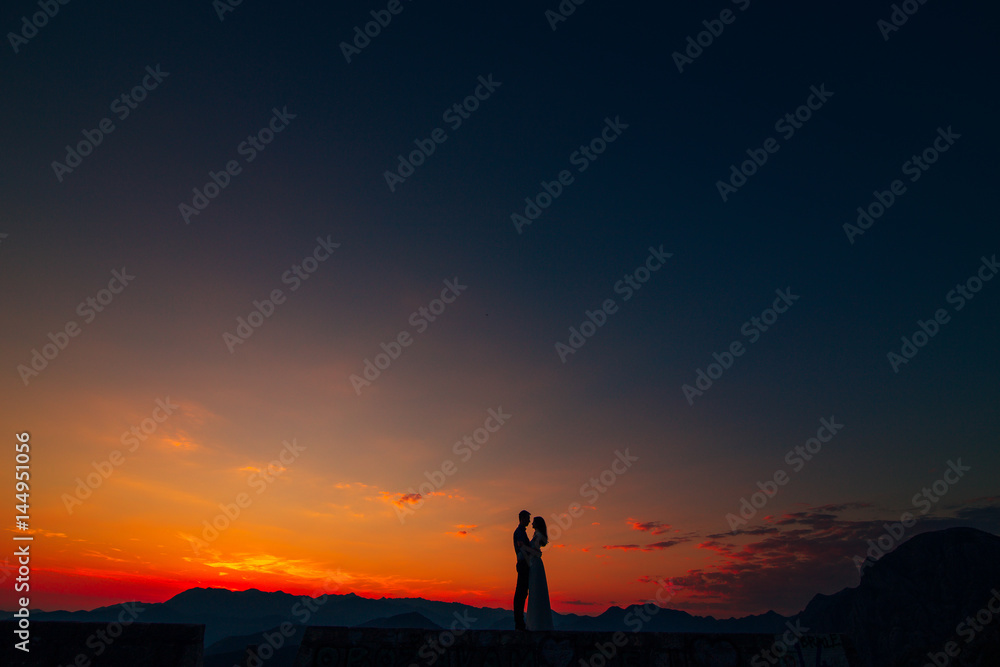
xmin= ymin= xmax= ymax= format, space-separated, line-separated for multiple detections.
xmin=532 ymin=517 xmax=548 ymax=546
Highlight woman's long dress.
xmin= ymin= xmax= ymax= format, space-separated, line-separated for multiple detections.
xmin=526 ymin=534 xmax=553 ymax=631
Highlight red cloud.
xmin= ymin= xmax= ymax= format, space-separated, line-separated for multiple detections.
xmin=605 ymin=538 xmax=690 ymax=552
xmin=627 ymin=519 xmax=672 ymax=534
xmin=644 ymin=540 xmax=686 ymax=550
xmin=678 ymin=500 xmax=1000 ymax=616
xmin=395 ymin=493 xmax=421 ymax=507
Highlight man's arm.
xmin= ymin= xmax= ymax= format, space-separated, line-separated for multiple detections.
xmin=514 ymin=530 xmax=531 ymax=558
xmin=517 ymin=534 xmax=540 ymax=557
xmin=519 ymin=541 xmax=541 ymax=557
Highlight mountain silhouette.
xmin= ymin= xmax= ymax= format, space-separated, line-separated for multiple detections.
xmin=9 ymin=527 xmax=998 ymax=666
xmin=796 ymin=527 xmax=1000 ymax=667
xmin=554 ymin=605 xmax=788 ymax=634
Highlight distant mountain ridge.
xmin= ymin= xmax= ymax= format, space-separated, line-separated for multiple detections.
xmin=25 ymin=586 xmax=794 ymax=645
xmin=10 ymin=527 xmax=999 ymax=667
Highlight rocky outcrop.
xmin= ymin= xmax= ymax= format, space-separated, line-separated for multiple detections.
xmin=797 ymin=527 xmax=1000 ymax=667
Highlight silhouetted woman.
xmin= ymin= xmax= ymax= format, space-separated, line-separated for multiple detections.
xmin=520 ymin=516 xmax=553 ymax=631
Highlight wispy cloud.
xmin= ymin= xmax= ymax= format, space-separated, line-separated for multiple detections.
xmin=627 ymin=519 xmax=672 ymax=534
xmin=674 ymin=500 xmax=1000 ymax=615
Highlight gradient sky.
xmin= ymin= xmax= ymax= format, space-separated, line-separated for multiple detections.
xmin=1 ymin=0 xmax=998 ymax=618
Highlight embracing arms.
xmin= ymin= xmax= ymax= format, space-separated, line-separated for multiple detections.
xmin=519 ymin=540 xmax=542 ymax=558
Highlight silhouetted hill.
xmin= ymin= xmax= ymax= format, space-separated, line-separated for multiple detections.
xmin=203 ymin=620 xmax=307 ymax=667
xmin=167 ymin=587 xmax=302 ymax=618
xmin=204 ymin=622 xmax=307 ymax=655
xmin=797 ymin=527 xmax=1000 ymax=667
xmin=557 ymin=604 xmax=787 ymax=634
xmin=16 ymin=585 xmax=789 ymax=650
xmin=10 ymin=527 xmax=998 ymax=665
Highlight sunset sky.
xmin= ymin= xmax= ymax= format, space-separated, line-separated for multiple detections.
xmin=2 ymin=1 xmax=998 ymax=619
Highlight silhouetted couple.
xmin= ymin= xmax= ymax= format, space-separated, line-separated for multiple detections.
xmin=513 ymin=510 xmax=552 ymax=631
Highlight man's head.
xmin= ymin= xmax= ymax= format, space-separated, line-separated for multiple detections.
xmin=519 ymin=510 xmax=530 ymax=526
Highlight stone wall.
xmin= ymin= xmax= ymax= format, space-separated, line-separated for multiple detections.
xmin=292 ymin=626 xmax=858 ymax=666
xmin=0 ymin=620 xmax=204 ymax=667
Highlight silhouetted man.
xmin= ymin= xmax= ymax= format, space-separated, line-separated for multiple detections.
xmin=513 ymin=510 xmax=531 ymax=630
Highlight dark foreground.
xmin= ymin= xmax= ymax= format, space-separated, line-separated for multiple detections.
xmin=0 ymin=621 xmax=857 ymax=666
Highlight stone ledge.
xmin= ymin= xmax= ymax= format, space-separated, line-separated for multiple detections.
xmin=292 ymin=626 xmax=858 ymax=666
xmin=0 ymin=620 xmax=204 ymax=667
